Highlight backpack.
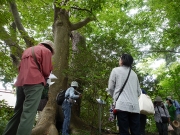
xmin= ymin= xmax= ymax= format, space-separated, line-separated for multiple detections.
xmin=56 ymin=90 xmax=66 ymax=105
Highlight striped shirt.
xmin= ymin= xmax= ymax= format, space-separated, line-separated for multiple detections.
xmin=154 ymin=105 xmax=170 ymax=123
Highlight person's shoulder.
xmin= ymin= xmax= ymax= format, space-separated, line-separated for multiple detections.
xmin=35 ymin=44 xmax=52 ymax=54
xmin=110 ymin=67 xmax=118 ymax=72
xmin=21 ymin=47 xmax=32 ymax=57
xmin=68 ymin=87 xmax=74 ymax=90
xmin=111 ymin=67 xmax=123 ymax=74
xmin=35 ymin=44 xmax=46 ymax=50
xmin=113 ymin=66 xmax=124 ymax=71
xmin=113 ymin=66 xmax=120 ymax=69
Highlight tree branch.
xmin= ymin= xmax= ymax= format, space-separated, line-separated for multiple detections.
xmin=9 ymin=1 xmax=35 ymax=47
xmin=70 ymin=17 xmax=95 ymax=31
xmin=0 ymin=25 xmax=23 ymax=66
xmin=62 ymin=0 xmax=69 ymax=6
xmin=141 ymin=50 xmax=180 ymax=53
xmin=70 ymin=6 xmax=100 ymax=30
xmin=71 ymin=6 xmax=92 ymax=13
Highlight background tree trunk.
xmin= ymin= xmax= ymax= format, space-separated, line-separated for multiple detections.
xmin=32 ymin=3 xmax=93 ymax=134
xmin=32 ymin=8 xmax=70 ymax=135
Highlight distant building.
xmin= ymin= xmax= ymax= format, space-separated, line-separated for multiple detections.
xmin=0 ymin=89 xmax=16 ymax=108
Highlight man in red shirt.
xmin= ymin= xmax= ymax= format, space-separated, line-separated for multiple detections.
xmin=2 ymin=40 xmax=54 ymax=135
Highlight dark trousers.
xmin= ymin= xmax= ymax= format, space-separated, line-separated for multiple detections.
xmin=117 ymin=111 xmax=140 ymax=135
xmin=156 ymin=122 xmax=168 ymax=135
xmin=140 ymin=114 xmax=147 ymax=135
xmin=2 ymin=84 xmax=44 ymax=135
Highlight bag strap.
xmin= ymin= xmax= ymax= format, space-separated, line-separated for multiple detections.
xmin=157 ymin=106 xmax=167 ymax=117
xmin=115 ymin=67 xmax=131 ymax=102
xmin=31 ymin=47 xmax=40 ymax=71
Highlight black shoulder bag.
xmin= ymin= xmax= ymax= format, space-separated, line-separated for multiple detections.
xmin=31 ymin=47 xmax=49 ymax=100
xmin=113 ymin=68 xmax=131 ymax=115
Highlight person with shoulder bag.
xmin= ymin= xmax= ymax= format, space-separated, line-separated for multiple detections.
xmin=2 ymin=40 xmax=54 ymax=135
xmin=106 ymin=53 xmax=141 ymax=135
xmin=154 ymin=96 xmax=170 ymax=135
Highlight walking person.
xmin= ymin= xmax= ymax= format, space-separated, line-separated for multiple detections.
xmin=166 ymin=96 xmax=180 ymax=119
xmin=166 ymin=97 xmax=177 ymax=135
xmin=166 ymin=96 xmax=180 ymax=135
xmin=62 ymin=81 xmax=82 ymax=135
xmin=166 ymin=97 xmax=176 ymax=122
xmin=154 ymin=96 xmax=170 ymax=135
xmin=2 ymin=40 xmax=54 ymax=135
xmin=107 ymin=53 xmax=141 ymax=135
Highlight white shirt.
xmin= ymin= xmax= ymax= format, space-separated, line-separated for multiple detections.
xmin=107 ymin=66 xmax=141 ymax=113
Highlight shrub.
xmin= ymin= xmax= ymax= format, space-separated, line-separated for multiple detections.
xmin=0 ymin=100 xmax=14 ymax=134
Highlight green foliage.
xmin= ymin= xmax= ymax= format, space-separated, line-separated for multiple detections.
xmin=146 ymin=115 xmax=157 ymax=133
xmin=156 ymin=62 xmax=180 ymax=100
xmin=1 ymin=0 xmax=180 ymax=134
xmin=0 ymin=100 xmax=14 ymax=135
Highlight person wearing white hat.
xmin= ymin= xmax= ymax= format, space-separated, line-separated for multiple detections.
xmin=2 ymin=40 xmax=54 ymax=135
xmin=62 ymin=81 xmax=82 ymax=135
xmin=40 ymin=40 xmax=54 ymax=54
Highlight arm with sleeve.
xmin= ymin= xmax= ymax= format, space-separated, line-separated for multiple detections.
xmin=108 ymin=69 xmax=116 ymax=97
xmin=137 ymin=79 xmax=141 ymax=97
xmin=69 ymin=87 xmax=79 ymax=99
xmin=174 ymin=100 xmax=180 ymax=109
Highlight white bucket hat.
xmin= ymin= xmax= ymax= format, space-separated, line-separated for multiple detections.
xmin=40 ymin=40 xmax=54 ymax=54
xmin=71 ymin=81 xmax=78 ymax=87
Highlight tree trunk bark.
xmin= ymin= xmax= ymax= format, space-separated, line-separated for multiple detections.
xmin=31 ymin=7 xmax=70 ymax=135
xmin=32 ymin=2 xmax=94 ymax=134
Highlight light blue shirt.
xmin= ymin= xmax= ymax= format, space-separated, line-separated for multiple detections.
xmin=65 ymin=87 xmax=79 ymax=99
xmin=173 ymin=100 xmax=180 ymax=115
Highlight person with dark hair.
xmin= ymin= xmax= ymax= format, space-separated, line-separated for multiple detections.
xmin=166 ymin=96 xmax=180 ymax=135
xmin=107 ymin=53 xmax=141 ymax=135
xmin=166 ymin=98 xmax=176 ymax=122
xmin=62 ymin=81 xmax=82 ymax=135
xmin=2 ymin=40 xmax=54 ymax=135
xmin=166 ymin=97 xmax=177 ymax=135
xmin=154 ymin=96 xmax=170 ymax=135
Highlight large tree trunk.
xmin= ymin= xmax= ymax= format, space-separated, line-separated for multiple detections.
xmin=32 ymin=1 xmax=93 ymax=134
xmin=31 ymin=6 xmax=70 ymax=135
